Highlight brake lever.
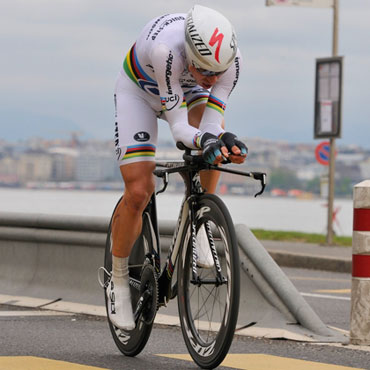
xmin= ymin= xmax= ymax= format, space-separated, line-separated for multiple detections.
xmin=154 ymin=170 xmax=169 ymax=195
xmin=251 ymin=172 xmax=267 ymax=197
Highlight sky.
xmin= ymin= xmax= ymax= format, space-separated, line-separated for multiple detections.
xmin=1 ymin=0 xmax=369 ymax=149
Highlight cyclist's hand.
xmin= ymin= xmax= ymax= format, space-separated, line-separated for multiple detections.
xmin=219 ymin=132 xmax=248 ymax=164
xmin=200 ymin=133 xmax=228 ymax=164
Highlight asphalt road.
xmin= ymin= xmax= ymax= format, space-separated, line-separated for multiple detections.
xmin=282 ymin=266 xmax=351 ymax=331
xmin=1 ymin=267 xmax=369 ymax=370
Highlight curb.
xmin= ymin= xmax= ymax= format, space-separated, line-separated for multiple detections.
xmin=267 ymin=249 xmax=352 ymax=273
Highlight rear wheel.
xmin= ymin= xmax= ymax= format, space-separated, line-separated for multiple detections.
xmin=177 ymin=194 xmax=240 ymax=369
xmin=104 ymin=199 xmax=156 ymax=356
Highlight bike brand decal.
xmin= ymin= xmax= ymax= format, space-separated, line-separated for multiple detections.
xmin=134 ymin=131 xmax=150 ymax=142
xmin=144 ymin=213 xmax=161 ymax=274
xmin=209 ymin=28 xmax=224 ymax=63
xmin=150 ymin=16 xmax=185 ymax=40
xmin=110 ymin=281 xmax=116 ymax=314
xmin=129 ymin=278 xmax=141 ymax=291
xmin=187 ymin=15 xmax=212 ymax=56
xmin=192 ymin=173 xmax=202 ymax=192
xmin=166 ymin=201 xmax=186 ymax=277
xmin=183 ymin=318 xmax=216 ymax=357
xmin=204 ymin=222 xmax=222 ymax=273
xmin=191 ymin=222 xmax=198 ymax=276
xmin=219 ymin=226 xmax=231 ymax=324
xmin=196 ymin=206 xmax=211 ymax=219
xmin=117 ymin=330 xmax=131 ymax=345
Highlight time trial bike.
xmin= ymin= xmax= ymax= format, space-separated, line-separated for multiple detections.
xmin=100 ymin=143 xmax=266 ymax=369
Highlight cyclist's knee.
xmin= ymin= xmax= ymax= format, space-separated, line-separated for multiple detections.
xmin=125 ymin=181 xmax=154 ymax=212
xmin=120 ymin=162 xmax=155 ymax=213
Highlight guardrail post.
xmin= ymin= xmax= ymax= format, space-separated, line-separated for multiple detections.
xmin=350 ymin=180 xmax=370 ymax=345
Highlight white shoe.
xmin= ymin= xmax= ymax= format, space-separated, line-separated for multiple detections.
xmin=106 ymin=278 xmax=135 ymax=330
xmin=196 ymin=224 xmax=214 ymax=269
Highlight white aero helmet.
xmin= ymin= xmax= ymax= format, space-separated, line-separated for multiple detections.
xmin=185 ymin=5 xmax=237 ymax=74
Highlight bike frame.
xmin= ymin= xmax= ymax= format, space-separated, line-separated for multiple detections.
xmin=130 ymin=149 xmax=266 ymax=308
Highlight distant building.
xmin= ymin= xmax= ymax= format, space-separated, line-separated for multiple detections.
xmin=0 ymin=157 xmax=19 ymax=185
xmin=48 ymin=147 xmax=78 ymax=181
xmin=75 ymin=150 xmax=120 ymax=182
xmin=17 ymin=152 xmax=53 ymax=183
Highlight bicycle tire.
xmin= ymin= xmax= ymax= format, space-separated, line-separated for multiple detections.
xmin=177 ymin=194 xmax=240 ymax=369
xmin=104 ymin=198 xmax=155 ymax=357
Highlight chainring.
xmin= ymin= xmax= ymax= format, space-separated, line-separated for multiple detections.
xmin=139 ymin=264 xmax=158 ymax=325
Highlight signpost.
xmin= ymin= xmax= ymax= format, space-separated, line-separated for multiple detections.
xmin=315 ymin=141 xmax=331 ymax=166
xmin=267 ymin=0 xmax=342 ymax=245
xmin=266 ymin=0 xmax=334 ymax=7
xmin=314 ymin=57 xmax=343 ymax=139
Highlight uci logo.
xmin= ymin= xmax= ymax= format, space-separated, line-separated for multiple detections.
xmin=161 ymin=94 xmax=180 ymax=111
xmin=134 ymin=131 xmax=150 ymax=142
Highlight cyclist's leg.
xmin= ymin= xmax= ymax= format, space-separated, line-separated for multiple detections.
xmin=108 ymin=73 xmax=158 ymax=329
xmin=112 ymin=162 xmax=155 ymax=259
xmin=186 ymin=90 xmax=224 ymax=267
xmin=187 ymin=93 xmax=224 ymax=194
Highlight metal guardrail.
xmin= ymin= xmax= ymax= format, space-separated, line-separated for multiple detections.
xmin=0 ymin=212 xmax=345 ymax=341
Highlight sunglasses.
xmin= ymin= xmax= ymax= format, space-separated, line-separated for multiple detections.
xmin=195 ymin=67 xmax=225 ymax=77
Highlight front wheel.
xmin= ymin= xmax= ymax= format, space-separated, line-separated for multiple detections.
xmin=177 ymin=194 xmax=240 ymax=369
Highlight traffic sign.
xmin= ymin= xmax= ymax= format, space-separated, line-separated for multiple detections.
xmin=315 ymin=141 xmax=331 ymax=165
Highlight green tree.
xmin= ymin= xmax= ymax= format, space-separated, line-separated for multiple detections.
xmin=335 ymin=177 xmax=352 ymax=197
xmin=269 ymin=168 xmax=302 ymax=190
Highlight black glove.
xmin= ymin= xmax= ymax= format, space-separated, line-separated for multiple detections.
xmin=200 ymin=133 xmax=224 ymax=164
xmin=219 ymin=132 xmax=248 ymax=156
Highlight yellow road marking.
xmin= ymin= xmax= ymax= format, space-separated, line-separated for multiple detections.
xmin=157 ymin=354 xmax=364 ymax=370
xmin=314 ymin=289 xmax=351 ymax=294
xmin=0 ymin=357 xmax=108 ymax=370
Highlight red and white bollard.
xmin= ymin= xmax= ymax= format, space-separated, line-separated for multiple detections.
xmin=350 ymin=180 xmax=370 ymax=345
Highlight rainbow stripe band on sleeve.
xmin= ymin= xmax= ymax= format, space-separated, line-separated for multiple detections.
xmin=187 ymin=93 xmax=209 ymax=111
xmin=121 ymin=144 xmax=156 ymax=161
xmin=206 ymin=95 xmax=226 ymax=115
xmin=123 ymin=43 xmax=159 ymax=95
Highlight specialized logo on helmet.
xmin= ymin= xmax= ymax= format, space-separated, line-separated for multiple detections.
xmin=209 ymin=28 xmax=224 ymax=63
xmin=186 ymin=15 xmax=212 ymax=56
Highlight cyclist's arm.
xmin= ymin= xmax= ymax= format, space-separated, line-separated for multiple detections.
xmin=151 ymin=44 xmax=201 ymax=149
xmin=199 ymin=49 xmax=242 ymax=137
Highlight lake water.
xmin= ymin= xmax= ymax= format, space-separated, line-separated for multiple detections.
xmin=0 ymin=188 xmax=353 ymax=236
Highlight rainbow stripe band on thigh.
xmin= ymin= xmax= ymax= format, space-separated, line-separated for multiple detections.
xmin=121 ymin=144 xmax=156 ymax=161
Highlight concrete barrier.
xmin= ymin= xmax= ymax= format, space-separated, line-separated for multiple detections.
xmin=0 ymin=212 xmax=346 ymax=342
xmin=350 ymin=180 xmax=370 ymax=345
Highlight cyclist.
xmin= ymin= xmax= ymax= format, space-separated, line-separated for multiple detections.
xmin=108 ymin=4 xmax=248 ymax=330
